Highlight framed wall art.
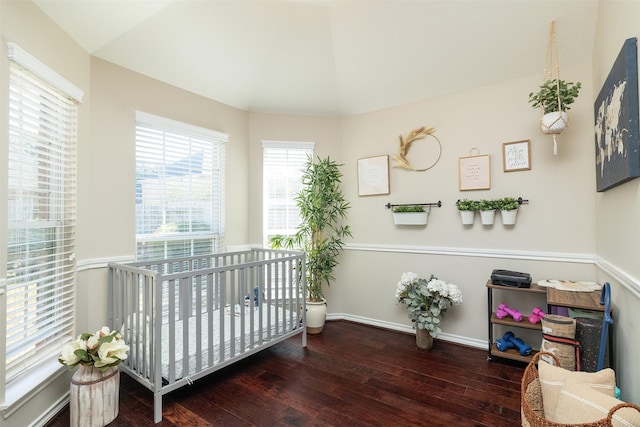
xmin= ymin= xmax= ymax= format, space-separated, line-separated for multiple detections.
xmin=502 ymin=140 xmax=531 ymax=172
xmin=459 ymin=151 xmax=491 ymax=191
xmin=357 ymin=155 xmax=390 ymax=196
xmin=594 ymin=37 xmax=640 ymax=192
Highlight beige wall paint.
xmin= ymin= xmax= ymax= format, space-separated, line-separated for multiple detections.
xmin=592 ymin=0 xmax=640 ymax=405
xmin=327 ymin=65 xmax=598 ymax=334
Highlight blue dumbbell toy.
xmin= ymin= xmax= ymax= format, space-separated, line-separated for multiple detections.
xmin=496 ymin=331 xmax=532 ymax=356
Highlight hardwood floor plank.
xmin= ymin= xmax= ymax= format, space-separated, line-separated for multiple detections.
xmin=46 ymin=321 xmax=526 ymax=426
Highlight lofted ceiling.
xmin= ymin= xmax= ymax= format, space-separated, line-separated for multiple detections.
xmin=33 ymin=0 xmax=599 ymax=116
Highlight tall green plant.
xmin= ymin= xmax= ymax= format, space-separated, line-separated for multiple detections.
xmin=270 ymin=156 xmax=352 ymax=302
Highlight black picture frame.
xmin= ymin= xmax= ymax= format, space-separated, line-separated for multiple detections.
xmin=594 ymin=37 xmax=640 ymax=192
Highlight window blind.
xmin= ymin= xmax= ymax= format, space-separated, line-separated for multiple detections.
xmin=5 ymin=51 xmax=80 ymax=384
xmin=135 ymin=112 xmax=227 ymax=261
xmin=262 ymin=141 xmax=314 ymax=246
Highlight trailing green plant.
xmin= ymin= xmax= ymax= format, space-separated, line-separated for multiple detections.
xmin=270 ymin=156 xmax=352 ymax=302
xmin=528 ymin=79 xmax=582 ymax=113
xmin=456 ymin=199 xmax=479 ymax=211
xmin=393 ymin=205 xmax=425 ymax=213
xmin=478 ymin=199 xmax=498 ymax=211
xmin=497 ymin=197 xmax=519 ymax=211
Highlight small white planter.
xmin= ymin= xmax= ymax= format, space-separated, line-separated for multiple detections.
xmin=458 ymin=210 xmax=475 ymax=225
xmin=480 ymin=210 xmax=496 ymax=225
xmin=393 ymin=211 xmax=429 ymax=226
xmin=500 ymin=209 xmax=518 ymax=225
xmin=306 ymin=298 xmax=327 ymax=334
xmin=541 ymin=111 xmax=568 ymax=135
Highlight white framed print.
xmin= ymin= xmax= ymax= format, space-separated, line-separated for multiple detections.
xmin=503 ymin=140 xmax=531 ymax=172
xmin=357 ymin=155 xmax=390 ymax=196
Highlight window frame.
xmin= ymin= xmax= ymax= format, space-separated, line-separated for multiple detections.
xmin=134 ymin=111 xmax=227 ymax=261
xmin=2 ymin=42 xmax=83 ymax=409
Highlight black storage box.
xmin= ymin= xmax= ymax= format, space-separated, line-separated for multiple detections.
xmin=490 ymin=269 xmax=532 ymax=288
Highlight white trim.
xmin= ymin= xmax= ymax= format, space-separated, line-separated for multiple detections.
xmin=0 ymin=360 xmax=67 ymax=418
xmin=28 ymin=393 xmax=69 ymax=427
xmin=595 ymin=256 xmax=640 ymax=299
xmin=261 ymin=140 xmax=315 ymax=150
xmin=6 ymin=42 xmax=84 ymax=102
xmin=326 ymin=313 xmax=487 ymax=350
xmin=345 ymin=242 xmax=594 ymax=264
xmin=135 ymin=111 xmax=228 ymax=142
xmin=76 ymin=256 xmax=136 ymax=271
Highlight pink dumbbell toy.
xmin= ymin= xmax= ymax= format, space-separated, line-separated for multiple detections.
xmin=528 ymin=307 xmax=546 ymax=324
xmin=495 ymin=303 xmax=523 ymax=322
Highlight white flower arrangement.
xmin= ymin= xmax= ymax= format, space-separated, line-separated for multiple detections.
xmin=58 ymin=326 xmax=129 ymax=370
xmin=395 ymin=272 xmax=463 ymax=338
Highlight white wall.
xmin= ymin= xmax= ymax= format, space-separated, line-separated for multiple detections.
xmin=592 ymin=0 xmax=640 ymax=405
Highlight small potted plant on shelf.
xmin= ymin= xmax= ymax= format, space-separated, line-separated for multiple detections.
xmin=392 ymin=205 xmax=429 ymax=226
xmin=497 ymin=197 xmax=520 ymax=225
xmin=528 ymin=79 xmax=581 ymax=135
xmin=478 ymin=199 xmax=498 ymax=225
xmin=456 ymin=199 xmax=478 ymax=225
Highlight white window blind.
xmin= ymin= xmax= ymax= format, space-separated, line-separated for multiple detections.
xmin=135 ymin=112 xmax=227 ymax=261
xmin=262 ymin=141 xmax=314 ymax=246
xmin=5 ymin=46 xmax=80 ymax=385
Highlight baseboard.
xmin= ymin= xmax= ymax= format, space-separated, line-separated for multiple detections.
xmin=326 ymin=312 xmax=487 ymax=350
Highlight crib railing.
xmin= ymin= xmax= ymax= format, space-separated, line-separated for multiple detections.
xmin=108 ymin=248 xmax=306 ymax=422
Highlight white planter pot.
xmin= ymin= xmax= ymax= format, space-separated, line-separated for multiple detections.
xmin=541 ymin=111 xmax=568 ymax=135
xmin=500 ymin=209 xmax=518 ymax=225
xmin=393 ymin=211 xmax=429 ymax=225
xmin=480 ymin=210 xmax=496 ymax=225
xmin=458 ymin=210 xmax=475 ymax=225
xmin=306 ymin=298 xmax=327 ymax=334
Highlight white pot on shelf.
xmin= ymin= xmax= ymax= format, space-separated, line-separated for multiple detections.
xmin=541 ymin=111 xmax=568 ymax=135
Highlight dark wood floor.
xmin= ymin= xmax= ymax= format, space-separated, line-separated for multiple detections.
xmin=46 ymin=321 xmax=526 ymax=426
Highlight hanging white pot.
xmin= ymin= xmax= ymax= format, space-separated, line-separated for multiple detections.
xmin=393 ymin=211 xmax=429 ymax=226
xmin=458 ymin=210 xmax=475 ymax=225
xmin=480 ymin=210 xmax=496 ymax=225
xmin=500 ymin=209 xmax=518 ymax=225
xmin=541 ymin=111 xmax=568 ymax=135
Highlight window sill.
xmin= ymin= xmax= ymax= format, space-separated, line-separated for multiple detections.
xmin=0 ymin=359 xmax=68 ymax=418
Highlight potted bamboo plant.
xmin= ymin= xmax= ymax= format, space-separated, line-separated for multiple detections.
xmin=528 ymin=79 xmax=581 ymax=135
xmin=392 ymin=205 xmax=429 ymax=225
xmin=270 ymin=156 xmax=351 ymax=334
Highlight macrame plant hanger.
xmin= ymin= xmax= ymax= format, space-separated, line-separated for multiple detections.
xmin=541 ymin=21 xmax=566 ymax=155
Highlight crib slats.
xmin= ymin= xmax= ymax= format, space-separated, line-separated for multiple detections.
xmin=108 ymin=248 xmax=306 ymax=424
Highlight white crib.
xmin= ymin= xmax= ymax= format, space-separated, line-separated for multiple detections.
xmin=108 ymin=248 xmax=307 ymax=423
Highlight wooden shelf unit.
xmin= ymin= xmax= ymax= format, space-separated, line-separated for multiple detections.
xmin=487 ymin=281 xmax=546 ymax=363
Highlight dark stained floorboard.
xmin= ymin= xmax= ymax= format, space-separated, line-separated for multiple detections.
xmin=46 ymin=321 xmax=525 ymax=426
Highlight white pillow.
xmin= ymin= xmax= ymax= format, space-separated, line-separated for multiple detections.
xmin=538 ymin=360 xmax=616 ymax=420
xmin=555 ymin=383 xmax=640 ymax=427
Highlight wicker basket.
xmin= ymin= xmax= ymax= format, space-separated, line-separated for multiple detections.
xmin=521 ymin=352 xmax=640 ymax=427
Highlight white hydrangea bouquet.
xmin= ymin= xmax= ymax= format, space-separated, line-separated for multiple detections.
xmin=395 ymin=272 xmax=463 ymax=338
xmin=58 ymin=326 xmax=129 ymax=371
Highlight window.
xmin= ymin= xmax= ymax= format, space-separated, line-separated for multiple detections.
xmin=135 ymin=112 xmax=227 ymax=261
xmin=4 ymin=43 xmax=82 ymax=389
xmin=262 ymin=141 xmax=314 ymax=246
